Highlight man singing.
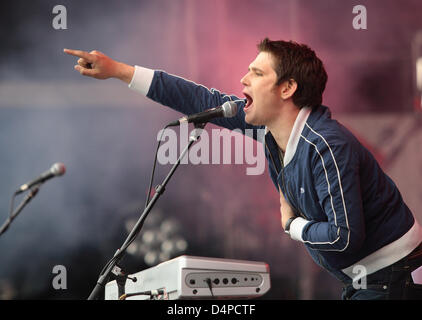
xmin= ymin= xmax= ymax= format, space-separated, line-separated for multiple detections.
xmin=64 ymin=38 xmax=422 ymax=300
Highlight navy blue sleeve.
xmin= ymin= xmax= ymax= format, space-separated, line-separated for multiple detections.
xmin=301 ymin=137 xmax=366 ymax=253
xmin=147 ymin=70 xmax=264 ymax=139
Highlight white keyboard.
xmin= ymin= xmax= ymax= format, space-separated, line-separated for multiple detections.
xmin=105 ymin=255 xmax=271 ymax=300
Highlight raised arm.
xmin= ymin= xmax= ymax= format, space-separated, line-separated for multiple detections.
xmin=64 ymin=48 xmax=264 ymax=137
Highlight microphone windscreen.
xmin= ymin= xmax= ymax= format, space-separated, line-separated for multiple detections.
xmin=222 ymin=101 xmax=238 ymax=118
xmin=51 ymin=163 xmax=66 ymax=176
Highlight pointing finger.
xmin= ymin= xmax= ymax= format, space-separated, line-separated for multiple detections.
xmin=64 ymin=49 xmax=95 ymax=63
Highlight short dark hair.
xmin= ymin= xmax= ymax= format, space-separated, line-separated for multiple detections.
xmin=258 ymin=38 xmax=327 ymax=108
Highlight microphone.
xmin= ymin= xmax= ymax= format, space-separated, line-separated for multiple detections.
xmin=167 ymin=101 xmax=238 ymax=127
xmin=16 ymin=163 xmax=66 ymax=194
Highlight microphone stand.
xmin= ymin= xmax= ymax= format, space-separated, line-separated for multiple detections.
xmin=87 ymin=123 xmax=206 ymax=300
xmin=0 ymin=184 xmax=41 ymax=237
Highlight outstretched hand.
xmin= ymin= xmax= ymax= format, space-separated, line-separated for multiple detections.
xmin=63 ymin=49 xmax=134 ymax=83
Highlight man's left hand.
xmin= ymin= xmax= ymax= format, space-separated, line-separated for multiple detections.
xmin=279 ymin=190 xmax=296 ymax=231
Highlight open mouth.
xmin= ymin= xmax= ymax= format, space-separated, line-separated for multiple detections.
xmin=243 ymin=92 xmax=254 ymax=111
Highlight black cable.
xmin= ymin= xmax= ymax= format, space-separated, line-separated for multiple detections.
xmin=95 ymin=125 xmax=170 ymax=282
xmin=1 ymin=191 xmax=19 ymax=233
xmin=205 ymin=278 xmax=214 ymax=297
xmin=9 ymin=191 xmax=17 ymax=218
xmin=144 ymin=124 xmax=169 ymax=210
xmin=0 ymin=192 xmax=18 ymax=236
xmin=1 ymin=186 xmax=41 ymax=236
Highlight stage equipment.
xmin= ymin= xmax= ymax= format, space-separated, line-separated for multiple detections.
xmin=105 ymin=255 xmax=271 ymax=300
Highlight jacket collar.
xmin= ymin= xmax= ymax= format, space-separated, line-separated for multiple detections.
xmin=264 ymin=106 xmax=312 ymax=167
xmin=284 ymin=107 xmax=312 ymax=166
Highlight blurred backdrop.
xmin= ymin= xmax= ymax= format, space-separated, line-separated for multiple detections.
xmin=0 ymin=0 xmax=421 ymax=300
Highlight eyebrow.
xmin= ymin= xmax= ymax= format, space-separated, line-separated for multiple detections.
xmin=249 ymin=66 xmax=264 ymax=73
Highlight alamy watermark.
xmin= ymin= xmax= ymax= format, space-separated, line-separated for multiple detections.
xmin=352 ymin=265 xmax=367 ymax=290
xmin=52 ymin=4 xmax=367 ymax=31
xmin=157 ymin=123 xmax=267 ymax=176
xmin=353 ymin=5 xmax=367 ymax=30
xmin=52 ymin=265 xmax=67 ymax=290
xmin=52 ymin=5 xmax=67 ymax=30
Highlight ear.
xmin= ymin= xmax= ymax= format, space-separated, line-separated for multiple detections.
xmin=280 ymin=79 xmax=298 ymax=100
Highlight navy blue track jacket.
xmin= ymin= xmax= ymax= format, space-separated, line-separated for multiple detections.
xmin=129 ymin=66 xmax=422 ymax=283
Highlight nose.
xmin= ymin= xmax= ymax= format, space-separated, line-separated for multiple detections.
xmin=240 ymin=72 xmax=249 ymax=86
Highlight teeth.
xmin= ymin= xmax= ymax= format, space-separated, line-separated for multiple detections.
xmin=244 ymin=93 xmax=253 ymax=108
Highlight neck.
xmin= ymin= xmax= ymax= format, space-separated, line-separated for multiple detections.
xmin=267 ymin=103 xmax=300 ymax=153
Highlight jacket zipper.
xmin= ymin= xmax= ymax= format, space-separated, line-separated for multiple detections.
xmin=265 ymin=143 xmax=306 ymax=219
